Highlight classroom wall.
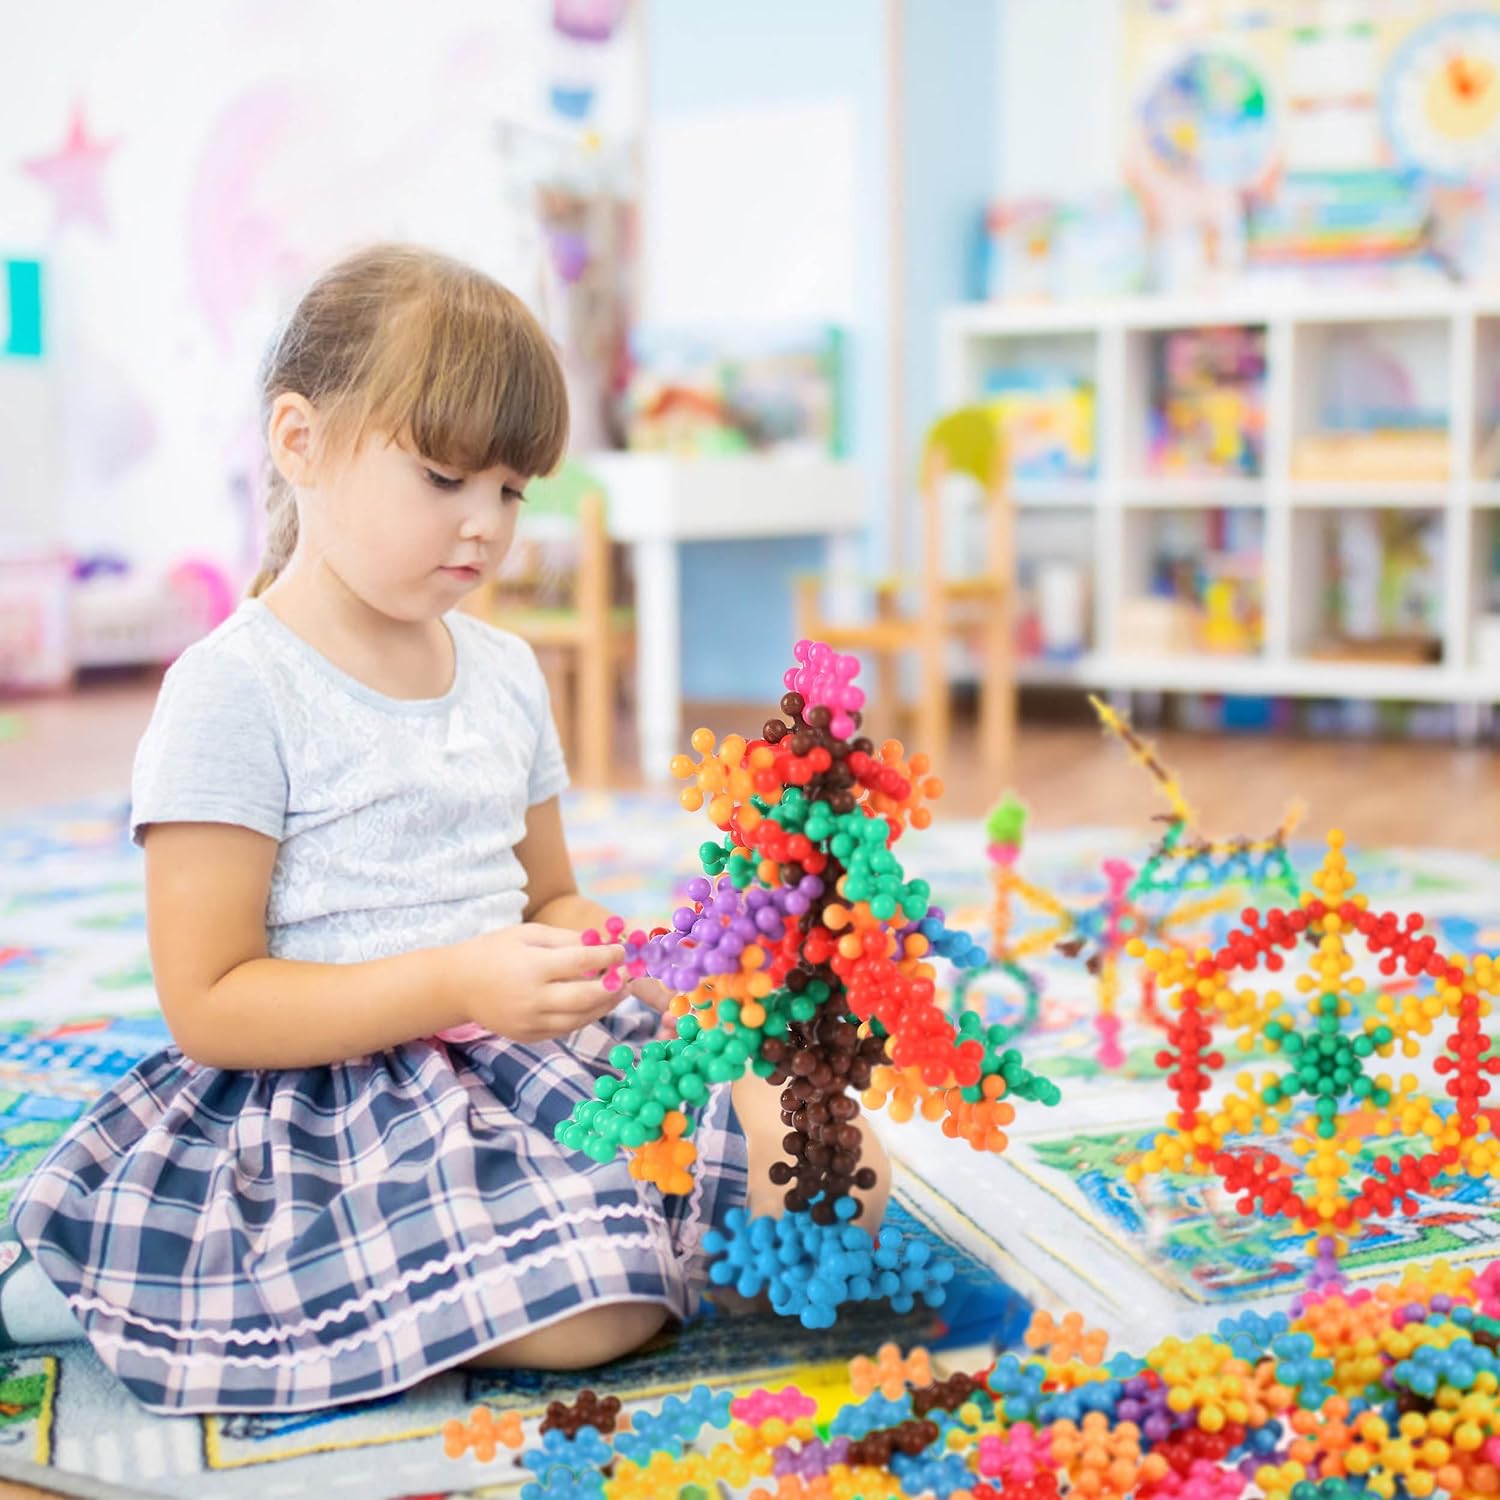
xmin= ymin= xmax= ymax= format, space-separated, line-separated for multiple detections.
xmin=0 ymin=1 xmax=633 ymax=579
xmin=644 ymin=0 xmax=891 ymax=703
xmin=648 ymin=0 xmax=997 ymax=704
xmin=897 ymin=0 xmax=997 ymax=555
xmin=4 ymin=0 xmax=1103 ymax=700
xmin=993 ymin=0 xmax=1120 ymax=202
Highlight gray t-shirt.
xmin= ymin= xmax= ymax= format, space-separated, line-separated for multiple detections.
xmin=131 ymin=600 xmax=569 ymax=965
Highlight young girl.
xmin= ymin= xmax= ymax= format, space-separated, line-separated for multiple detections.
xmin=8 ymin=244 xmax=887 ymax=1414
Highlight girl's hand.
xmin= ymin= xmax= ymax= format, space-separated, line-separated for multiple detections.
xmin=447 ymin=923 xmax=626 ymax=1043
xmin=621 ymin=976 xmax=683 ymax=1041
xmin=623 ymin=975 xmax=673 ymax=1012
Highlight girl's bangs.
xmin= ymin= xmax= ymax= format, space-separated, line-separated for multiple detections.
xmin=344 ymin=287 xmax=569 ymax=479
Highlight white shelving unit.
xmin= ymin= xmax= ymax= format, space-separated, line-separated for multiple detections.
xmin=939 ymin=290 xmax=1500 ymax=719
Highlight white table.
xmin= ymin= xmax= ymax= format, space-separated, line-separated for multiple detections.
xmin=583 ymin=453 xmax=868 ymax=781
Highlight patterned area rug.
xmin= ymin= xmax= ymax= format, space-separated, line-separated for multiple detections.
xmin=0 ymin=794 xmax=1027 ymax=1499
xmin=4 ymin=793 xmax=1500 ymax=1497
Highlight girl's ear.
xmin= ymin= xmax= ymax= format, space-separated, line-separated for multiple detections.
xmin=268 ymin=393 xmax=319 ymax=487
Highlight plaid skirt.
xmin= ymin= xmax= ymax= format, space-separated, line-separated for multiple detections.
xmin=10 ymin=1003 xmax=747 ymax=1414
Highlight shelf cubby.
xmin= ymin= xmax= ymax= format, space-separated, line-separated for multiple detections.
xmin=938 ymin=289 xmax=1500 ymax=713
xmin=1123 ymin=322 xmax=1268 ymax=483
xmin=1289 ymin=315 xmax=1451 ymax=485
xmin=960 ymin=329 xmax=1100 ymax=488
xmin=1014 ymin=506 xmax=1096 ymax=673
xmin=1118 ymin=504 xmax=1265 ymax=661
xmin=1287 ymin=505 xmax=1447 ymax=670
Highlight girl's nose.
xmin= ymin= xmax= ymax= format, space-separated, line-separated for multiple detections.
xmin=460 ymin=497 xmax=503 ymax=541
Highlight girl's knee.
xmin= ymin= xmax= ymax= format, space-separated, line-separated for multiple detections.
xmin=468 ymin=1300 xmax=668 ymax=1371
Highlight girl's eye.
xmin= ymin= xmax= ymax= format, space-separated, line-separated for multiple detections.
xmin=423 ymin=467 xmax=464 ymax=491
xmin=503 ymin=487 xmax=528 ymax=504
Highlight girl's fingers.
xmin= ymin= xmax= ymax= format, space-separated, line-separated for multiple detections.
xmin=624 ymin=977 xmax=672 ymax=1011
xmin=516 ymin=922 xmax=603 ymax=947
xmin=545 ymin=943 xmax=625 ymax=980
xmin=545 ymin=979 xmax=623 ymax=1018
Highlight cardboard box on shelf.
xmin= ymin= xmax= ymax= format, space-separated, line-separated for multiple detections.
xmin=1292 ymin=430 xmax=1450 ymax=483
xmin=1303 ymin=635 xmax=1442 ymax=666
xmin=1117 ymin=597 xmax=1201 ymax=657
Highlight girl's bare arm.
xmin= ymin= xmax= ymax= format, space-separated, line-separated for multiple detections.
xmin=144 ymin=822 xmax=622 ymax=1069
xmin=517 ymin=796 xmax=615 ymax=933
xmin=144 ymin=823 xmax=473 ymax=1068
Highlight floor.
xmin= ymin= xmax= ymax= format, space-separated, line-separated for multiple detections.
xmin=2 ymin=676 xmax=1498 ymax=851
xmin=0 ymin=684 xmax=1495 ymax=1500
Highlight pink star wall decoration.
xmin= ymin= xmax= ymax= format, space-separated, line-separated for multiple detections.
xmin=22 ymin=105 xmax=120 ymax=235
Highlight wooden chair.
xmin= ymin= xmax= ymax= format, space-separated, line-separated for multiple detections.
xmin=464 ymin=462 xmax=633 ymax=787
xmin=794 ymin=406 xmax=1015 ymax=780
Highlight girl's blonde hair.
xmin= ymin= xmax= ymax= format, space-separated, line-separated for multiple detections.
xmin=249 ymin=244 xmax=569 ymax=597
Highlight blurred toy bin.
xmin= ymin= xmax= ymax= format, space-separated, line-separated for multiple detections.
xmin=69 ymin=557 xmax=236 ymax=670
xmin=0 ymin=550 xmax=72 ymax=691
xmin=0 ymin=551 xmax=239 ymax=695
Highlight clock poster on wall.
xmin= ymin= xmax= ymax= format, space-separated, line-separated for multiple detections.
xmin=1382 ymin=10 xmax=1500 ymax=182
xmin=1121 ymin=0 xmax=1500 ymax=287
xmin=1139 ymin=46 xmax=1277 ymax=192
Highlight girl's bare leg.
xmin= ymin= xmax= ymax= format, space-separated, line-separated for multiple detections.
xmin=472 ymin=1076 xmax=900 ymax=1362
xmin=730 ymin=1072 xmax=892 ymax=1230
xmin=466 ymin=1300 xmax=668 ymax=1371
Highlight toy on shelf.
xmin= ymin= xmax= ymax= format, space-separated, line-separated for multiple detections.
xmin=555 ymin=639 xmax=1062 ymax=1329
xmin=621 ymin=383 xmax=749 ymax=455
xmin=1148 ymin=326 xmax=1266 ymax=479
xmin=1200 ymin=578 xmax=1254 ymax=655
xmin=1128 ymin=828 xmax=1500 ymax=1238
xmin=1018 ymin=556 xmax=1090 ymax=664
xmin=980 ymin=191 xmax=1151 ymax=303
xmin=960 ymin=699 xmax=1300 ymax=1069
xmin=622 ymin=323 xmax=845 ymax=457
xmin=982 ymin=372 xmax=1096 ymax=482
xmin=1246 ymin=170 xmax=1435 ymax=273
xmin=1121 ymin=507 xmax=1265 ymax=659
xmin=448 ymin=1256 xmax=1500 ymax=1500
